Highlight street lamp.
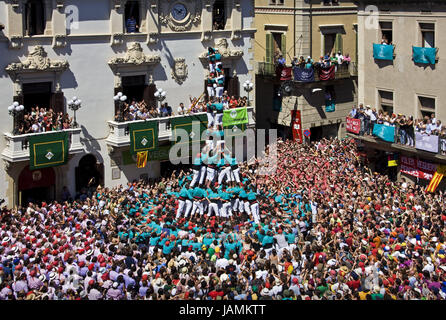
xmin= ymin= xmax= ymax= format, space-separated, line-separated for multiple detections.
xmin=154 ymin=88 xmax=166 ymax=112
xmin=67 ymin=96 xmax=82 ymax=128
xmin=8 ymin=102 xmax=24 ymax=135
xmin=243 ymin=80 xmax=254 ymax=106
xmin=113 ymin=92 xmax=127 ymax=122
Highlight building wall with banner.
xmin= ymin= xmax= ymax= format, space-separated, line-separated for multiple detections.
xmin=357 ymin=1 xmax=446 ymax=122
xmin=0 ymin=0 xmax=256 ymax=206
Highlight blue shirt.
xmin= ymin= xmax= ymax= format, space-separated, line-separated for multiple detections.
xmin=126 ymin=18 xmax=137 ymax=33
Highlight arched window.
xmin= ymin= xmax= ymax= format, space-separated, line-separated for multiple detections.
xmin=212 ymin=0 xmax=226 ymax=31
xmin=24 ymin=0 xmax=45 ymax=36
xmin=125 ymin=1 xmax=140 ymax=33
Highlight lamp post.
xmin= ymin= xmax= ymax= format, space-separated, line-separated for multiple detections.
xmin=113 ymin=92 xmax=127 ymax=122
xmin=243 ymin=80 xmax=254 ymax=106
xmin=154 ymin=88 xmax=167 ymax=112
xmin=8 ymin=102 xmax=24 ymax=135
xmin=67 ymin=96 xmax=82 ymax=128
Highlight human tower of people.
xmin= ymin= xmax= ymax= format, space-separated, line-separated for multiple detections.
xmin=175 ymin=46 xmax=260 ymax=225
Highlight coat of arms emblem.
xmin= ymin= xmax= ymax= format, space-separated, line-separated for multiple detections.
xmin=171 ymin=58 xmax=188 ymax=85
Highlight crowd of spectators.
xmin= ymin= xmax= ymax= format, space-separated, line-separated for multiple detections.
xmin=17 ymin=107 xmax=73 ymax=135
xmin=115 ymin=94 xmax=248 ymax=122
xmin=349 ymin=104 xmax=446 ymax=154
xmin=0 ymin=137 xmax=446 ymax=300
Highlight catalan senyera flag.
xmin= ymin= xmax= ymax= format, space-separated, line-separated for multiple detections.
xmin=426 ymin=165 xmax=446 ymax=193
xmin=136 ymin=151 xmax=148 ymax=168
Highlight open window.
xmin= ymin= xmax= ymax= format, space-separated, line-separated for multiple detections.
xmin=420 ymin=23 xmax=435 ymax=48
xmin=124 ymin=1 xmax=140 ymax=33
xmin=324 ymin=33 xmax=336 ymax=56
xmin=379 ymin=21 xmax=393 ymax=45
xmin=24 ymin=0 xmax=45 ymax=36
xmin=378 ymin=90 xmax=394 ymax=115
xmin=212 ymin=0 xmax=226 ymax=31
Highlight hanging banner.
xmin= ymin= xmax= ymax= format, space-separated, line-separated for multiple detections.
xmin=293 ymin=67 xmax=315 ymax=82
xmin=129 ymin=120 xmax=158 ymax=155
xmin=373 ymin=44 xmax=394 ymax=60
xmin=388 ymin=154 xmax=398 ymax=167
xmin=291 ymin=110 xmax=303 ymax=144
xmin=280 ymin=67 xmax=293 ymax=81
xmin=29 ymin=132 xmax=69 ymax=170
xmin=171 ymin=114 xmax=208 ymax=146
xmin=346 ymin=117 xmax=361 ymax=134
xmin=318 ymin=65 xmax=336 ymax=81
xmin=222 ymin=107 xmax=248 ymax=127
xmin=325 ymin=99 xmax=335 ymax=112
xmin=136 ymin=151 xmax=148 ymax=168
xmin=415 ymin=132 xmax=439 ymax=153
xmin=372 ymin=123 xmax=395 ymax=143
xmin=400 ymin=156 xmax=437 ymax=180
xmin=413 ymin=46 xmax=437 ymax=65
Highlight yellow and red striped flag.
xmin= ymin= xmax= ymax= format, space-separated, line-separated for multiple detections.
xmin=426 ymin=165 xmax=446 ymax=193
xmin=136 ymin=151 xmax=148 ymax=168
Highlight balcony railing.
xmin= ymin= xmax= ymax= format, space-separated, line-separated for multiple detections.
xmin=258 ymin=62 xmax=351 ymax=81
xmin=2 ymin=128 xmax=83 ymax=163
xmin=345 ymin=117 xmax=446 ymax=158
xmin=106 ymin=107 xmax=256 ymax=148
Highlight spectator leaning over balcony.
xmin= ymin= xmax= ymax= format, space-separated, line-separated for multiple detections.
xmin=343 ymin=53 xmax=351 ymax=65
xmin=291 ymin=56 xmax=299 ymax=68
xmin=363 ymin=106 xmax=371 ymax=136
xmin=177 ymin=103 xmax=186 ymax=115
xmin=440 ymin=128 xmax=446 ymax=155
xmin=349 ymin=105 xmax=357 ymax=118
xmin=336 ymin=51 xmax=344 ymax=65
xmin=305 ymin=56 xmax=314 ymax=69
xmin=357 ymin=104 xmax=366 ymax=136
xmin=396 ymin=114 xmax=407 ymax=145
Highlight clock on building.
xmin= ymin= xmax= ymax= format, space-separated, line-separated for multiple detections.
xmin=171 ymin=3 xmax=188 ymax=21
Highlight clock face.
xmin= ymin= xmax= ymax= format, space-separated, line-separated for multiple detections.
xmin=171 ymin=3 xmax=188 ymax=21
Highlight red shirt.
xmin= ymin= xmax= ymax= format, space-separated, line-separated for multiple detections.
xmin=209 ymin=290 xmax=224 ymax=299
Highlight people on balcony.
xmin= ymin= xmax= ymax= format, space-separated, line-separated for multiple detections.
xmin=17 ymin=107 xmax=73 ymax=135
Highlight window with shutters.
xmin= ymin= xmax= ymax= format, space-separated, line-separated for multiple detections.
xmin=271 ymin=32 xmax=286 ymax=63
xmin=418 ymin=96 xmax=436 ymax=119
xmin=420 ymin=23 xmax=435 ymax=48
xmin=24 ymin=0 xmax=45 ymax=36
xmin=265 ymin=33 xmax=274 ymax=74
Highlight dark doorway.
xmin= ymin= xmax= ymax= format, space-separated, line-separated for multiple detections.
xmin=124 ymin=1 xmax=140 ymax=33
xmin=25 ymin=0 xmax=45 ymax=36
xmin=18 ymin=166 xmax=55 ymax=206
xmin=122 ymin=75 xmax=145 ymax=103
xmin=310 ymin=124 xmax=339 ymax=142
xmin=23 ymin=82 xmax=52 ymax=112
xmin=75 ymin=154 xmax=104 ymax=195
xmin=212 ymin=0 xmax=226 ymax=30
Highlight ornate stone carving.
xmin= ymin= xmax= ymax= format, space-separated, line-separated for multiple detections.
xmin=171 ymin=58 xmax=188 ymax=85
xmin=147 ymin=32 xmax=159 ymax=45
xmin=5 ymin=45 xmax=69 ymax=80
xmin=201 ymin=30 xmax=213 ymax=42
xmin=9 ymin=36 xmax=23 ymax=49
xmin=198 ymin=39 xmax=244 ymax=64
xmin=110 ymin=33 xmax=124 ymax=46
xmin=3 ymin=160 xmax=11 ymax=172
xmin=159 ymin=0 xmax=202 ymax=32
xmin=108 ymin=42 xmax=161 ymax=72
xmin=231 ymin=29 xmax=242 ymax=40
xmin=52 ymin=35 xmax=67 ymax=48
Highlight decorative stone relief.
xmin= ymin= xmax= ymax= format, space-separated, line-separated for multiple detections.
xmin=159 ymin=0 xmax=202 ymax=32
xmin=108 ymin=42 xmax=161 ymax=73
xmin=231 ymin=29 xmax=242 ymax=40
xmin=52 ymin=35 xmax=67 ymax=48
xmin=5 ymin=45 xmax=69 ymax=80
xmin=9 ymin=36 xmax=23 ymax=49
xmin=201 ymin=31 xmax=213 ymax=42
xmin=110 ymin=33 xmax=124 ymax=46
xmin=171 ymin=58 xmax=188 ymax=85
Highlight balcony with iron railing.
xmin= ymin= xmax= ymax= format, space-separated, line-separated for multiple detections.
xmin=257 ymin=62 xmax=352 ymax=81
xmin=2 ymin=128 xmax=84 ymax=163
xmin=106 ymin=106 xmax=256 ymax=148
